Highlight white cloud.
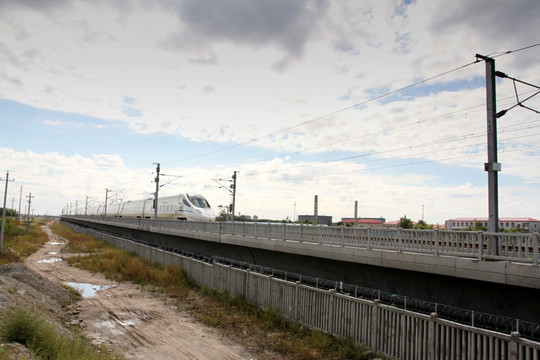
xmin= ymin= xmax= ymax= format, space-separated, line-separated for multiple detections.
xmin=0 ymin=0 xmax=539 ymax=222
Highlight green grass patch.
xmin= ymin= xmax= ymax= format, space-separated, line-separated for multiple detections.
xmin=0 ymin=305 xmax=117 ymax=360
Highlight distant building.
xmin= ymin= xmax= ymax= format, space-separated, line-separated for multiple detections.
xmin=383 ymin=220 xmax=399 ymax=228
xmin=341 ymin=217 xmax=385 ymax=228
xmin=445 ymin=217 xmax=540 ymax=233
xmin=341 ymin=217 xmax=386 ymax=224
xmin=298 ymin=215 xmax=332 ymax=225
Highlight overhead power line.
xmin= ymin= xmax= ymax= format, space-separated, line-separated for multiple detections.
xmin=164 ymin=60 xmax=481 ymax=165
xmin=165 ymin=43 xmax=540 ymax=166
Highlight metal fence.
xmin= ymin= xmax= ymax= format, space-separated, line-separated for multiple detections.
xmin=66 ymin=216 xmax=540 ymax=265
xmin=63 ymin=221 xmax=540 ymax=360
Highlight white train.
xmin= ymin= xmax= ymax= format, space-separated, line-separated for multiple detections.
xmin=86 ymin=193 xmax=216 ymax=221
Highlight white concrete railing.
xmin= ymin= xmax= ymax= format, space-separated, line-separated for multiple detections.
xmin=64 ymin=221 xmax=540 ymax=360
xmin=66 ymin=216 xmax=540 ymax=265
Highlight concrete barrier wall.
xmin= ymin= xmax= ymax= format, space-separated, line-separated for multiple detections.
xmin=64 ymin=222 xmax=540 ymax=360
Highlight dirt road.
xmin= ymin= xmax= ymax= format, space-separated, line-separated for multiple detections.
xmin=25 ymin=224 xmax=254 ymax=360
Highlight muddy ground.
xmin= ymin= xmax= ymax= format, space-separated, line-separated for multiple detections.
xmin=0 ymin=223 xmax=261 ymax=359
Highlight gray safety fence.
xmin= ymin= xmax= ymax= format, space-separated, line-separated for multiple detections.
xmin=64 ymin=222 xmax=540 ymax=360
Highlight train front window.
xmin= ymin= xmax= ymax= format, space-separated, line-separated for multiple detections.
xmin=187 ymin=194 xmax=210 ymax=208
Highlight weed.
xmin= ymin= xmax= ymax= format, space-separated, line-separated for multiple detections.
xmin=0 ymin=306 xmax=117 ymax=360
xmin=0 ymin=220 xmax=48 ymax=265
xmin=49 ymin=222 xmax=108 ymax=253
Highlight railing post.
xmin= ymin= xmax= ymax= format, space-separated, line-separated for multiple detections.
xmin=300 ymin=224 xmax=303 ymax=243
xmin=477 ymin=232 xmax=484 ymax=260
xmin=328 ymin=289 xmax=335 ymax=333
xmin=509 ymin=332 xmax=520 ymax=360
xmin=397 ymin=229 xmax=402 ymax=252
xmin=370 ymin=300 xmax=380 ymax=350
xmin=283 ymin=223 xmax=286 ymax=241
xmin=533 ymin=233 xmax=539 ymax=266
xmin=367 ymin=227 xmax=371 ymax=249
xmin=433 ymin=229 xmax=439 ymax=256
xmin=428 ymin=312 xmax=437 ymax=360
xmin=341 ymin=227 xmax=344 ymax=247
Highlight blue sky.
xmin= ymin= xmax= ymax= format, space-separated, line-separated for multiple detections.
xmin=1 ymin=0 xmax=539 ymax=223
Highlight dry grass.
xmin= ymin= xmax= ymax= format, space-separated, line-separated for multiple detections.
xmin=0 ymin=305 xmax=117 ymax=360
xmin=49 ymin=221 xmax=108 ymax=253
xmin=0 ymin=219 xmax=49 ymax=265
xmin=53 ymin=221 xmax=384 ymax=360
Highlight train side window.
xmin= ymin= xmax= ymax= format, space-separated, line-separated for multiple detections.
xmin=183 ymin=199 xmax=191 ymax=207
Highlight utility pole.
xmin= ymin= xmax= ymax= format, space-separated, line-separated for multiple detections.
xmin=25 ymin=192 xmax=34 ymax=234
xmin=154 ymin=163 xmax=160 ymax=219
xmin=1 ymin=171 xmax=14 ymax=249
xmin=354 ymin=200 xmax=358 ymax=226
xmin=314 ymin=195 xmax=319 ymax=225
xmin=231 ymin=171 xmax=237 ymax=222
xmin=104 ymin=189 xmax=109 ymax=217
xmin=18 ymin=185 xmax=22 ymax=220
xmin=477 ymin=54 xmax=500 ymax=255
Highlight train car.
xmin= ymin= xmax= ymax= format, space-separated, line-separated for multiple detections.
xmin=87 ymin=193 xmax=215 ymax=221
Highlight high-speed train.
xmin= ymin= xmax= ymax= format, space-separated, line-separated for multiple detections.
xmin=86 ymin=193 xmax=215 ymax=221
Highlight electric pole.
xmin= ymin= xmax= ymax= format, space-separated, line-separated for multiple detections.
xmin=1 ymin=171 xmax=14 ymax=249
xmin=354 ymin=200 xmax=358 ymax=226
xmin=477 ymin=54 xmax=500 ymax=255
xmin=104 ymin=189 xmax=109 ymax=216
xmin=18 ymin=185 xmax=22 ymax=220
xmin=231 ymin=171 xmax=237 ymax=222
xmin=154 ymin=163 xmax=160 ymax=219
xmin=25 ymin=192 xmax=34 ymax=234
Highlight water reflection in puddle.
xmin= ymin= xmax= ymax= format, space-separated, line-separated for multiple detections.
xmin=37 ymin=257 xmax=63 ymax=263
xmin=66 ymin=282 xmax=111 ymax=298
xmin=47 ymin=241 xmax=66 ymax=245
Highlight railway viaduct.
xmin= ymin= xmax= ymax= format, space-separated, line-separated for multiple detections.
xmin=62 ymin=216 xmax=540 ymax=325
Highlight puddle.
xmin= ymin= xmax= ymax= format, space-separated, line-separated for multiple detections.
xmin=37 ymin=257 xmax=63 ymax=263
xmin=47 ymin=241 xmax=66 ymax=245
xmin=66 ymin=282 xmax=111 ymax=298
xmin=48 ymin=252 xmax=58 ymax=255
